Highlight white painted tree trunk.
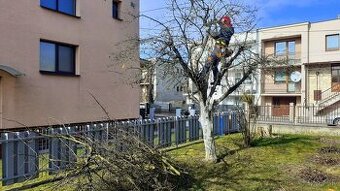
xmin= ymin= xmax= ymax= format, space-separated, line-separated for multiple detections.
xmin=199 ymin=105 xmax=217 ymax=162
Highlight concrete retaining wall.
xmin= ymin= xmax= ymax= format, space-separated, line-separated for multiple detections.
xmin=253 ymin=122 xmax=340 ymax=136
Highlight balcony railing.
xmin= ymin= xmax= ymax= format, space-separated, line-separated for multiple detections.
xmin=262 ymin=82 xmax=301 ymax=94
xmin=287 ymin=53 xmax=301 ymax=65
xmin=262 ymin=52 xmax=302 ymax=67
xmin=223 ymin=82 xmax=258 ymax=95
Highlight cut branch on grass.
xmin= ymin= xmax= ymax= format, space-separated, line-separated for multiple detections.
xmin=66 ymin=127 xmax=192 ymax=190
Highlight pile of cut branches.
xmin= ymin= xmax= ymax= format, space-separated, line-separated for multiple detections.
xmin=65 ymin=127 xmax=192 ymax=191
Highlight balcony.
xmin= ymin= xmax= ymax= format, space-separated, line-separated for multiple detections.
xmin=277 ymin=52 xmax=301 ymax=65
xmin=262 ymin=52 xmax=302 ymax=68
xmin=262 ymin=82 xmax=301 ymax=94
xmin=223 ymin=81 xmax=258 ymax=96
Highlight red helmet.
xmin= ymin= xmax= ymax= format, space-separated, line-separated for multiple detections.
xmin=220 ymin=16 xmax=232 ymax=27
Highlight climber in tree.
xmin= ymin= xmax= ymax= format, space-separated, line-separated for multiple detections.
xmin=205 ymin=15 xmax=234 ymax=85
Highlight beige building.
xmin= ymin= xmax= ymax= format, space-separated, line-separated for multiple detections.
xmin=144 ymin=59 xmax=187 ymax=111
xmin=259 ymin=18 xmax=340 ymax=116
xmin=140 ymin=59 xmax=153 ymax=105
xmin=0 ymin=0 xmax=140 ymax=129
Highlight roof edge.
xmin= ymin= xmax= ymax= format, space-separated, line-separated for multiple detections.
xmin=259 ymin=22 xmax=310 ymax=32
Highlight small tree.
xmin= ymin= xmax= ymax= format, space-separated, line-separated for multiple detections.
xmin=240 ymin=93 xmax=256 ymax=147
xmin=141 ymin=0 xmax=264 ymax=162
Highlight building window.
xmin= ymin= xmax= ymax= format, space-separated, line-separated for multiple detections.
xmin=331 ymin=64 xmax=340 ymax=83
xmin=275 ymin=40 xmax=296 ymax=65
xmin=274 ymin=70 xmax=286 ymax=83
xmin=275 ymin=41 xmax=295 ymax=56
xmin=40 ymin=40 xmax=76 ymax=75
xmin=41 ymin=0 xmax=76 ymax=16
xmin=288 ymin=41 xmax=295 ymax=54
xmin=275 ymin=42 xmax=286 ymax=56
xmin=326 ymin=34 xmax=339 ymax=51
xmin=287 ymin=41 xmax=296 ymax=65
xmin=112 ymin=1 xmax=121 ymax=19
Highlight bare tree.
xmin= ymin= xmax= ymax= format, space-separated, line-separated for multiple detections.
xmin=141 ymin=0 xmax=261 ymax=162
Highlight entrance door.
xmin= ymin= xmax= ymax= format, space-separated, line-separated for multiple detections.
xmin=272 ymin=97 xmax=296 ymax=116
xmin=331 ymin=64 xmax=340 ymax=92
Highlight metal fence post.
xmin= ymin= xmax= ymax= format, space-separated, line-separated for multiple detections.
xmin=231 ymin=112 xmax=237 ymax=132
xmin=181 ymin=117 xmax=186 ymax=143
xmin=49 ymin=128 xmax=60 ymax=173
xmin=150 ymin=107 xmax=156 ymax=120
xmin=167 ymin=117 xmax=173 ymax=146
xmin=158 ymin=118 xmax=163 ymax=147
xmin=59 ymin=128 xmax=69 ymax=170
xmin=148 ymin=119 xmax=155 ymax=147
xmin=175 ymin=116 xmax=179 ymax=146
xmin=295 ymin=104 xmax=301 ymax=124
xmin=289 ymin=102 xmax=295 ymax=123
xmin=225 ymin=112 xmax=230 ymax=134
xmin=2 ymin=133 xmax=14 ymax=185
xmin=192 ymin=115 xmax=199 ymax=140
xmin=188 ymin=116 xmax=193 ymax=141
xmin=219 ymin=113 xmax=224 ymax=135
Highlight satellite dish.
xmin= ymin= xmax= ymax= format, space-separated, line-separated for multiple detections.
xmin=290 ymin=71 xmax=301 ymax=82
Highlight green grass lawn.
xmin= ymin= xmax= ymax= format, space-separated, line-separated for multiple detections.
xmin=2 ymin=134 xmax=340 ymax=191
xmin=169 ymin=134 xmax=340 ymax=191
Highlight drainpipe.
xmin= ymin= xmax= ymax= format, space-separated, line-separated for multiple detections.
xmin=305 ymin=22 xmax=311 ymax=106
xmin=316 ymin=71 xmax=320 ymax=105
